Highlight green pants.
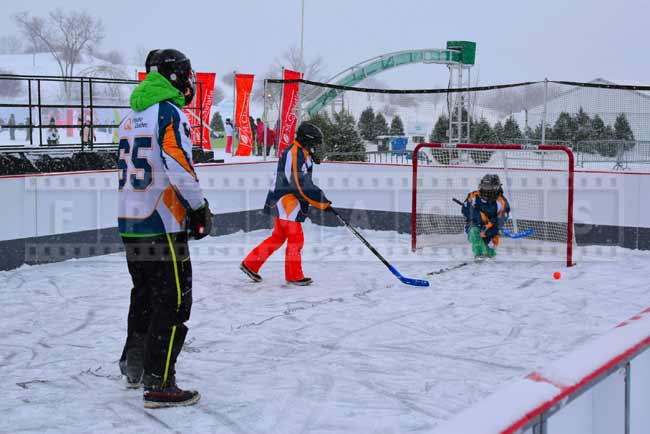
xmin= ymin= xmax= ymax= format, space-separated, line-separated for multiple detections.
xmin=468 ymin=227 xmax=496 ymax=258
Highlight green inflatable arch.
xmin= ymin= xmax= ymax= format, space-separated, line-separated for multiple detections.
xmin=306 ymin=43 xmax=475 ymax=117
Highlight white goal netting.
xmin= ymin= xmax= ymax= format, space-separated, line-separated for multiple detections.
xmin=412 ymin=144 xmax=575 ymax=266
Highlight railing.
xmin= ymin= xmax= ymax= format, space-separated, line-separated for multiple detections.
xmin=0 ymin=74 xmax=136 ymax=151
xmin=574 ymin=140 xmax=650 ymax=170
xmin=322 ymin=142 xmax=650 ymax=172
xmin=0 ymin=73 xmax=207 ymax=153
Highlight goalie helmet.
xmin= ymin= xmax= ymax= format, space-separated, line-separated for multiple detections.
xmin=145 ymin=49 xmax=196 ymax=106
xmin=479 ymin=174 xmax=503 ymax=201
xmin=296 ymin=122 xmax=324 ymax=164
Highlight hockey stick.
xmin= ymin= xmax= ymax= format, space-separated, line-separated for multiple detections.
xmin=502 ymin=228 xmax=534 ymax=239
xmin=329 ymin=207 xmax=430 ymax=287
xmin=451 ymin=198 xmax=534 ymax=239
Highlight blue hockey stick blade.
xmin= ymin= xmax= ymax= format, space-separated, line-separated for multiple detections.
xmin=399 ymin=276 xmax=431 ymax=287
xmin=503 ymin=228 xmax=535 ymax=239
xmin=388 ymin=265 xmax=430 ymax=287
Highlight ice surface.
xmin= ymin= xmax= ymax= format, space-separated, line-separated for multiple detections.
xmin=2 ymin=223 xmax=649 ymax=433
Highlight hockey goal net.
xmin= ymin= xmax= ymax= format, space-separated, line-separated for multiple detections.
xmin=411 ymin=143 xmax=575 ymax=267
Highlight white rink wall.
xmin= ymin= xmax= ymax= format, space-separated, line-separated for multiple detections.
xmin=1 ymin=160 xmax=649 ymax=242
xmin=431 ymin=309 xmax=650 ymax=434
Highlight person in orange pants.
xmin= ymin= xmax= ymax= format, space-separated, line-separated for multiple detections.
xmin=240 ymin=122 xmax=330 ymax=286
xmin=242 ymin=218 xmax=305 ymax=282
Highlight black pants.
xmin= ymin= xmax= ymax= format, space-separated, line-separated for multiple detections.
xmin=120 ymin=232 xmax=193 ymax=384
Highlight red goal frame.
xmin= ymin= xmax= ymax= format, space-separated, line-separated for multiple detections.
xmin=411 ymin=143 xmax=575 ymax=267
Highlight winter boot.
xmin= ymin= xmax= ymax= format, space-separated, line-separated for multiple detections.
xmin=143 ymin=373 xmax=201 ymax=409
xmin=240 ymin=262 xmax=262 ymax=282
xmin=119 ymin=334 xmax=144 ymax=389
xmin=288 ymin=277 xmax=313 ymax=286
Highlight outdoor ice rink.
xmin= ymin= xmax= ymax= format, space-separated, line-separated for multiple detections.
xmin=3 ymin=223 xmax=648 ymax=433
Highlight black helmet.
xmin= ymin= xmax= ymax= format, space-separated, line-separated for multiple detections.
xmin=145 ymin=49 xmax=195 ymax=106
xmin=479 ymin=174 xmax=502 ymax=201
xmin=296 ymin=122 xmax=324 ymax=164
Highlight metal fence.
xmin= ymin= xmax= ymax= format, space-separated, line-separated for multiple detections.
xmin=0 ymin=74 xmax=209 ymax=154
xmin=574 ymin=140 xmax=650 ymax=170
xmin=325 ymin=142 xmax=650 ymax=171
xmin=0 ymin=74 xmax=137 ymax=152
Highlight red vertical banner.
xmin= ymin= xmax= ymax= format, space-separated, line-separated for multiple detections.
xmin=234 ymin=73 xmax=255 ymax=156
xmin=137 ymin=71 xmax=216 ymax=150
xmin=277 ymin=69 xmax=302 ymax=155
xmin=190 ymin=72 xmax=216 ymax=150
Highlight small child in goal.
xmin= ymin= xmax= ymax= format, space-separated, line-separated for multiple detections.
xmin=461 ymin=174 xmax=511 ymax=259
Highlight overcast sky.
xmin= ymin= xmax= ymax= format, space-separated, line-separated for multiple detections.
xmin=1 ymin=0 xmax=649 ymax=88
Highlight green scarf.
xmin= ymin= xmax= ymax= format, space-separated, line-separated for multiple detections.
xmin=130 ymin=71 xmax=185 ymax=112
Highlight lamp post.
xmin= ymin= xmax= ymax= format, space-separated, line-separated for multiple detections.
xmin=300 ymin=0 xmax=305 ymax=69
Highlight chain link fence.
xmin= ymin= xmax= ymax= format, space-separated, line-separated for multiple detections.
xmin=264 ymin=78 xmax=650 ymax=171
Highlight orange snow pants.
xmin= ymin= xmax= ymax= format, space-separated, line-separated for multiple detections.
xmin=242 ymin=218 xmax=305 ymax=281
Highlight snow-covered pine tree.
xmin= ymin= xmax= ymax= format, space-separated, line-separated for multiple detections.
xmin=429 ymin=114 xmax=449 ymax=142
xmin=493 ymin=121 xmax=505 ymax=144
xmin=389 ymin=115 xmax=405 ymax=136
xmin=502 ymin=116 xmax=523 ymax=143
xmin=210 ymin=112 xmax=225 ymax=133
xmin=429 ymin=114 xmax=457 ymax=164
xmin=550 ymin=112 xmax=577 ymax=145
xmin=614 ymin=113 xmax=635 ymax=152
xmin=328 ymin=111 xmax=365 ymax=162
xmin=373 ymin=113 xmax=389 ymax=138
xmin=358 ymin=107 xmax=377 ymax=141
xmin=469 ymin=117 xmax=497 ymax=164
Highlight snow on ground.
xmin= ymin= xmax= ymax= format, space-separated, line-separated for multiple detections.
xmin=2 ymin=223 xmax=649 ymax=434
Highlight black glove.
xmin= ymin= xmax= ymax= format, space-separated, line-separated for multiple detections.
xmin=187 ymin=199 xmax=212 ymax=240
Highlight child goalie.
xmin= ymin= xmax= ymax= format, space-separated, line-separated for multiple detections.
xmin=461 ymin=174 xmax=510 ymax=259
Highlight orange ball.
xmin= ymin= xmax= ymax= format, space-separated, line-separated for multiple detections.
xmin=553 ymin=271 xmax=561 ymax=280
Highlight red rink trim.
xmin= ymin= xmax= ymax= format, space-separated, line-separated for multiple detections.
xmin=501 ymin=309 xmax=650 ymax=434
xmin=526 ymin=372 xmax=568 ymax=390
xmin=0 ymin=157 xmax=649 ymax=179
xmin=0 ymin=160 xmax=276 ymax=180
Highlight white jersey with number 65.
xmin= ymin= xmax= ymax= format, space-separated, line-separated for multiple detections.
xmin=117 ymin=101 xmax=204 ymax=236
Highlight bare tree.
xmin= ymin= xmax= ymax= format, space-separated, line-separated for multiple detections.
xmin=14 ymin=9 xmax=105 ymax=95
xmin=213 ymin=85 xmax=225 ymax=106
xmin=0 ymin=68 xmax=22 ymax=97
xmin=0 ymin=36 xmax=23 ymax=54
xmin=252 ymin=46 xmax=327 ymax=113
xmin=92 ymin=49 xmax=125 ymax=65
xmin=221 ymin=72 xmax=235 ymax=87
xmin=78 ymin=65 xmax=130 ymax=100
xmin=477 ymin=83 xmax=556 ymax=117
xmin=131 ymin=46 xmax=149 ymax=66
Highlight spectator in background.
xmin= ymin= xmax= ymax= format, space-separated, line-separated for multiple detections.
xmin=81 ymin=117 xmax=95 ymax=146
xmin=266 ymin=127 xmax=276 ymax=157
xmin=256 ymin=117 xmax=265 ymax=155
xmin=249 ymin=116 xmax=257 ymax=154
xmin=24 ymin=117 xmax=33 ymax=143
xmin=225 ymin=118 xmax=234 ymax=154
xmin=47 ymin=117 xmax=60 ymax=145
xmin=8 ymin=114 xmax=16 ymax=141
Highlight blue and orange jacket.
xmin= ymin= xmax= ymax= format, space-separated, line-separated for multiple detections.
xmin=264 ymin=140 xmax=330 ymax=222
xmin=462 ymin=191 xmax=510 ymax=240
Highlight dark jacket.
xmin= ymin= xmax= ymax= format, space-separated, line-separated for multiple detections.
xmin=462 ymin=190 xmax=510 ymax=240
xmin=264 ymin=140 xmax=329 ymax=222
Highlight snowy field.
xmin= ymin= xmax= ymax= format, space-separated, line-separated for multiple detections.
xmin=2 ymin=223 xmax=649 ymax=434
